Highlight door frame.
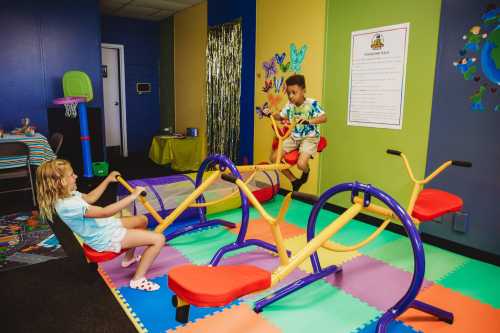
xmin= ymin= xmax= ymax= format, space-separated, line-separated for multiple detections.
xmin=101 ymin=43 xmax=128 ymax=157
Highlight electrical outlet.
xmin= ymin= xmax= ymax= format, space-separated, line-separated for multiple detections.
xmin=453 ymin=212 xmax=469 ymax=233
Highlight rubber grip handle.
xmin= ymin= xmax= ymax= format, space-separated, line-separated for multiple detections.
xmin=386 ymin=149 xmax=402 ymax=156
xmin=452 ymin=160 xmax=472 ymax=168
xmin=221 ymin=173 xmax=238 ymax=183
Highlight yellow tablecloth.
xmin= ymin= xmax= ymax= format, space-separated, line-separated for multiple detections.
xmin=148 ymin=136 xmax=202 ymax=171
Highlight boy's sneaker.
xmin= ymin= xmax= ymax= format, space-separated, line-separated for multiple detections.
xmin=300 ymin=171 xmax=309 ymax=183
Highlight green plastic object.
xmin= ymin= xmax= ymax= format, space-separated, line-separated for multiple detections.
xmin=63 ymin=71 xmax=94 ymax=102
xmin=92 ymin=162 xmax=109 ymax=177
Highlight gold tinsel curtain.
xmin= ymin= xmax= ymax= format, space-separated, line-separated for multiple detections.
xmin=206 ymin=21 xmax=242 ymax=162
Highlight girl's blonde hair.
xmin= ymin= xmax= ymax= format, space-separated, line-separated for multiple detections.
xmin=36 ymin=159 xmax=73 ymax=222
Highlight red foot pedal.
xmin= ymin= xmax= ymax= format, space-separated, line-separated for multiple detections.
xmin=168 ymin=265 xmax=271 ymax=307
xmin=412 ymin=188 xmax=463 ymax=222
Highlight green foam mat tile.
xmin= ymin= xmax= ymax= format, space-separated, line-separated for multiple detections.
xmin=366 ymin=238 xmax=470 ymax=281
xmin=168 ymin=227 xmax=253 ymax=265
xmin=439 ymin=259 xmax=500 ymax=308
xmin=258 ymin=279 xmax=380 ymax=333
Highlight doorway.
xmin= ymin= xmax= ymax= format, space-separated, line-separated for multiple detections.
xmin=101 ymin=43 xmax=128 ymax=157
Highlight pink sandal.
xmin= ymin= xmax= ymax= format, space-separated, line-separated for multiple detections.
xmin=121 ymin=255 xmax=141 ymax=268
xmin=130 ymin=278 xmax=160 ymax=291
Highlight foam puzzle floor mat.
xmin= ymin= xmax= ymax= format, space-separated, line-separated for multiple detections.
xmin=97 ymin=195 xmax=500 ymax=333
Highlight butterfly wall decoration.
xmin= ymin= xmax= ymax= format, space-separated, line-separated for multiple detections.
xmin=274 ymin=76 xmax=284 ymax=94
xmin=267 ymin=93 xmax=283 ymax=109
xmin=290 ymin=43 xmax=308 ymax=73
xmin=255 ymin=102 xmax=269 ymax=119
xmin=262 ymin=80 xmax=272 ymax=93
xmin=262 ymin=57 xmax=277 ymax=78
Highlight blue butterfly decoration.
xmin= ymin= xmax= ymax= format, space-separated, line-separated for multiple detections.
xmin=290 ymin=43 xmax=308 ymax=73
xmin=275 ymin=52 xmax=286 ymax=65
xmin=262 ymin=57 xmax=277 ymax=78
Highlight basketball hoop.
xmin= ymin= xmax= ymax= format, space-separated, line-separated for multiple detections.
xmin=53 ymin=96 xmax=86 ymax=118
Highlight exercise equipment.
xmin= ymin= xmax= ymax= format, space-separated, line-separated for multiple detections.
xmin=168 ymin=150 xmax=471 ymax=333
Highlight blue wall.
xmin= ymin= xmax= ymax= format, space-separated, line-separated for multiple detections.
xmin=101 ymin=16 xmax=160 ymax=154
xmin=423 ymin=0 xmax=500 ymax=255
xmin=0 ymin=0 xmax=103 ymax=135
xmin=208 ymin=0 xmax=256 ymax=164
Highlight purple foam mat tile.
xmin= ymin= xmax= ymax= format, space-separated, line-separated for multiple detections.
xmin=99 ymin=245 xmax=190 ymax=288
xmin=219 ymin=249 xmax=281 ymax=271
xmin=325 ymin=255 xmax=433 ymax=311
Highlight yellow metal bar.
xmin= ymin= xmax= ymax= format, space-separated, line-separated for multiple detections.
xmin=231 ymin=178 xmax=290 ymax=265
xmin=234 ymin=179 xmax=276 ymax=223
xmin=353 ymin=196 xmax=396 ymax=219
xmin=406 ymin=182 xmax=422 ymax=217
xmin=116 ymin=175 xmax=164 ymax=226
xmin=322 ymin=218 xmax=391 ymax=252
xmin=154 ymin=171 xmax=221 ymax=233
xmin=421 ymin=160 xmax=452 ymax=185
xmin=188 ymin=171 xmax=257 ymax=208
xmin=236 ymin=164 xmax=290 ymax=172
xmin=400 ymin=153 xmax=419 ymax=184
xmin=271 ymin=203 xmax=363 ymax=286
xmin=272 ymin=193 xmax=292 ymax=265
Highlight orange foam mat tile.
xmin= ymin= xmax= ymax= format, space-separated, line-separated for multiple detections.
xmin=228 ymin=217 xmax=305 ymax=244
xmin=169 ymin=303 xmax=281 ymax=333
xmin=400 ymin=284 xmax=500 ymax=333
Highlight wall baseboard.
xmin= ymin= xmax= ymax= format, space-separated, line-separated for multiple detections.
xmin=278 ymin=189 xmax=500 ymax=267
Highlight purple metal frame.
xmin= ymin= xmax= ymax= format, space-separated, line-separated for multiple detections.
xmin=195 ymin=154 xmax=290 ymax=266
xmin=117 ymin=163 xmax=238 ymax=242
xmin=253 ymin=182 xmax=453 ymax=332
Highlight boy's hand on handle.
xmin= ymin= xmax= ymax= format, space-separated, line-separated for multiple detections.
xmin=106 ymin=171 xmax=121 ymax=183
xmin=297 ymin=117 xmax=309 ymax=125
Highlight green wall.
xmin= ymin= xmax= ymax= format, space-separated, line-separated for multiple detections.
xmin=160 ymin=17 xmax=175 ymax=130
xmin=320 ymin=0 xmax=442 ymax=209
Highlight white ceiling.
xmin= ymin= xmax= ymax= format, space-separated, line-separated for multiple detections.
xmin=100 ymin=0 xmax=203 ymax=21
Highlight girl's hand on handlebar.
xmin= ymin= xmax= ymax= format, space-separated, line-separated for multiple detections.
xmin=132 ymin=186 xmax=146 ymax=198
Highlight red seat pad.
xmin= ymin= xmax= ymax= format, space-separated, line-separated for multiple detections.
xmin=168 ymin=265 xmax=272 ymax=307
xmin=412 ymin=188 xmax=463 ymax=222
xmin=82 ymin=244 xmax=124 ymax=263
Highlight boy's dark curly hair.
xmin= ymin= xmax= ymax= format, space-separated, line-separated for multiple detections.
xmin=285 ymin=74 xmax=306 ymax=89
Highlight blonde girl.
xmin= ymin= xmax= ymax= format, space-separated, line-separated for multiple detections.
xmin=36 ymin=159 xmax=165 ymax=291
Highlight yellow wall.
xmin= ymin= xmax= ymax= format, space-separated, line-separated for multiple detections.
xmin=174 ymin=2 xmax=207 ymax=158
xmin=254 ymin=0 xmax=326 ymax=194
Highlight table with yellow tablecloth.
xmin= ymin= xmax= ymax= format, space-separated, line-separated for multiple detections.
xmin=148 ymin=136 xmax=202 ymax=171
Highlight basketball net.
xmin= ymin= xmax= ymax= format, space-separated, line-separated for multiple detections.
xmin=64 ymin=101 xmax=78 ymax=118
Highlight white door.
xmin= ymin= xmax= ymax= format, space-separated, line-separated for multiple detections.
xmin=101 ymin=47 xmax=121 ymax=148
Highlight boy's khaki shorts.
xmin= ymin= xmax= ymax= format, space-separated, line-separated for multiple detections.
xmin=282 ymin=136 xmax=320 ymax=156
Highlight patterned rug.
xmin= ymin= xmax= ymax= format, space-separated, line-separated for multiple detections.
xmin=0 ymin=211 xmax=65 ymax=271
